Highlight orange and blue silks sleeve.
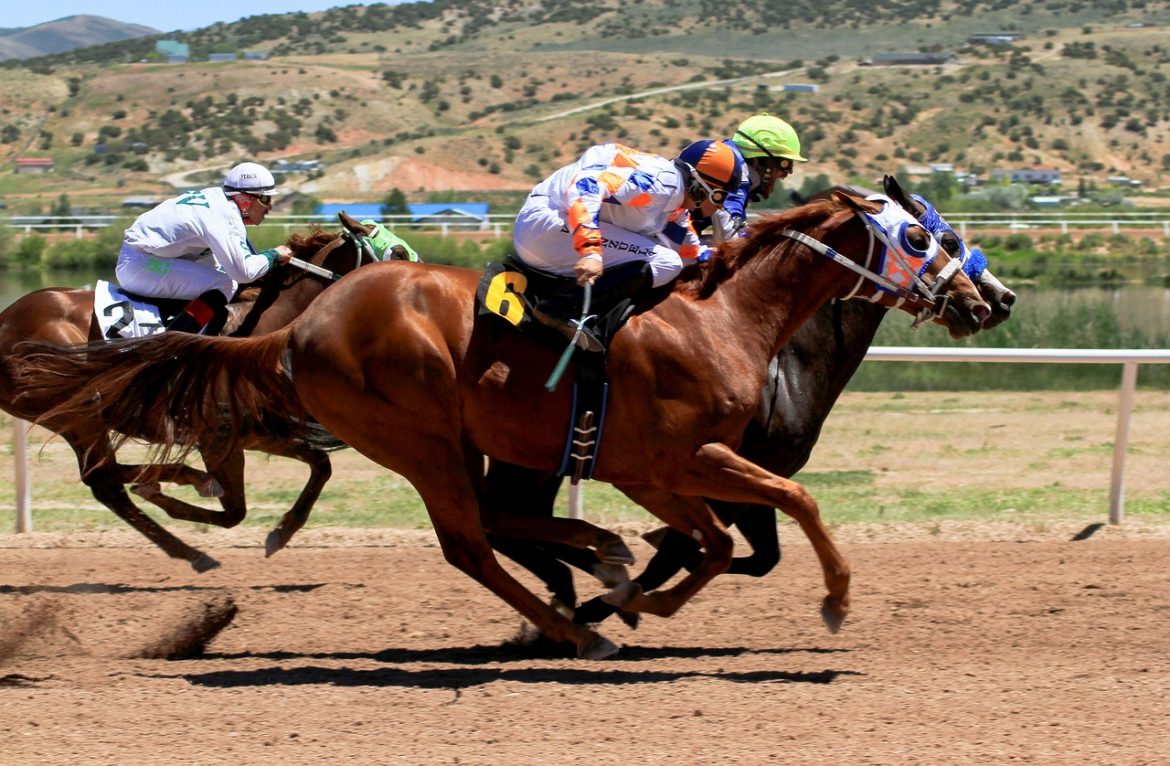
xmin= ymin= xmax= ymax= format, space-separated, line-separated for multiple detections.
xmin=662 ymin=207 xmax=706 ymax=261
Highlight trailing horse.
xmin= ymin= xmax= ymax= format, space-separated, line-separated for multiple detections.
xmin=1 ymin=215 xmax=382 ymax=571
xmin=16 ymin=191 xmax=990 ymax=658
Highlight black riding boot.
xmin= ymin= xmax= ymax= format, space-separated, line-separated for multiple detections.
xmin=533 ymin=262 xmax=654 ymax=352
xmin=167 ymin=290 xmax=228 ymax=335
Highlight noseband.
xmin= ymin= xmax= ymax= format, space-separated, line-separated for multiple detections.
xmin=779 ymin=195 xmax=961 ymax=327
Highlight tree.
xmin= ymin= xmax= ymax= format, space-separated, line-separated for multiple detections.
xmin=381 ymin=188 xmax=409 ymax=216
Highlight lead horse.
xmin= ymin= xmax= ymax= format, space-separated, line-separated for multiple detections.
xmin=17 ymin=191 xmax=990 ymax=658
xmin=0 ymin=216 xmax=380 ymax=571
xmin=488 ymin=176 xmax=1018 ymax=626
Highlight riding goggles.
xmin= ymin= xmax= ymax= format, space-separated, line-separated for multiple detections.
xmin=689 ymin=170 xmax=731 ymax=206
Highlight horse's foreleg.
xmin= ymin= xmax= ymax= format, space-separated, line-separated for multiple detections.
xmin=130 ymin=447 xmax=248 ymax=529
xmin=481 ymin=513 xmax=634 ymax=565
xmin=676 ymin=443 xmax=849 ymax=633
xmin=713 ymin=501 xmax=782 ymax=577
xmin=601 ymin=488 xmax=732 ymax=619
xmin=123 ymin=463 xmax=224 ymax=498
xmin=265 ymin=447 xmax=333 ymax=557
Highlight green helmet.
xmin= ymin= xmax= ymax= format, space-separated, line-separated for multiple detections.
xmin=732 ymin=113 xmax=808 ymax=162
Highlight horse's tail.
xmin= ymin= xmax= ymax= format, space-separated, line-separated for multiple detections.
xmin=13 ymin=326 xmax=304 ymax=463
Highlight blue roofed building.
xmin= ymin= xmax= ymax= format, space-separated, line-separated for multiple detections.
xmin=408 ymin=202 xmax=490 ymax=229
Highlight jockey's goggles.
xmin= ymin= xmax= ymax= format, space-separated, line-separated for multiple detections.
xmin=689 ymin=170 xmax=731 ymax=206
xmin=248 ymin=193 xmax=273 ymax=207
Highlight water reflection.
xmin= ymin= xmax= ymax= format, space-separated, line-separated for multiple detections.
xmin=1 ymin=268 xmax=103 ymax=311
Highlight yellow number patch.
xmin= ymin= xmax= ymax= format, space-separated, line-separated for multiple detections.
xmin=483 ymin=270 xmax=529 ymax=326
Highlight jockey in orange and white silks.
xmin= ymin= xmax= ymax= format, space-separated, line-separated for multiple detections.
xmin=116 ymin=162 xmax=292 ymax=304
xmin=514 ymin=141 xmax=743 ymax=288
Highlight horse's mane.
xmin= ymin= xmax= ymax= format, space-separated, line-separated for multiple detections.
xmin=674 ymin=197 xmax=842 ymax=300
xmin=287 ymin=227 xmax=339 ymax=259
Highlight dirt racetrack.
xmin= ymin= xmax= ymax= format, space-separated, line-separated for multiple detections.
xmin=2 ymin=521 xmax=1169 ymax=766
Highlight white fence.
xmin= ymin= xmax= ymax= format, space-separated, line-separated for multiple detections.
xmin=11 ymin=346 xmax=1170 ymax=531
xmin=6 ymin=211 xmax=1170 ymax=239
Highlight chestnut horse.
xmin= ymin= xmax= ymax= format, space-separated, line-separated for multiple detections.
xmin=486 ymin=176 xmax=1018 ymax=626
xmin=0 ymin=218 xmax=380 ymax=571
xmin=17 ymin=191 xmax=990 ymax=658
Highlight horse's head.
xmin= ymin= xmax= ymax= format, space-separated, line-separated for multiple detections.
xmin=882 ymin=175 xmax=1016 ymax=330
xmin=832 ymin=190 xmax=990 ymax=338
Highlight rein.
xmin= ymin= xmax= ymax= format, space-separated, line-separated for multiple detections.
xmin=286 ymin=232 xmax=369 ymax=282
xmin=778 ymin=200 xmax=961 ymax=327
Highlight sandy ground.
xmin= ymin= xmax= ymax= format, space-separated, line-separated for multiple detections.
xmin=1 ymin=520 xmax=1169 ymax=766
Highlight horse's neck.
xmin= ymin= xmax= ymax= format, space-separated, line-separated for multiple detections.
xmin=717 ymin=244 xmax=846 ymax=364
xmin=761 ymin=299 xmax=887 ymax=441
xmin=235 ymin=278 xmax=329 ymax=336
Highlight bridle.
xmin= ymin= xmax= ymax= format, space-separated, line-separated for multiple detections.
xmin=285 ymin=226 xmax=404 ymax=282
xmin=777 ymin=194 xmax=963 ymax=327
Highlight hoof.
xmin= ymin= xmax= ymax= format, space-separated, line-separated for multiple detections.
xmin=130 ymin=482 xmax=162 ymax=501
xmin=596 ymin=539 xmax=635 ymax=565
xmin=820 ymin=596 xmax=849 ymax=634
xmin=601 ymin=580 xmax=641 ymax=609
xmin=640 ymin=526 xmax=670 ymax=550
xmin=196 ymin=477 xmax=225 ymax=498
xmin=617 ymin=610 xmax=640 ymax=630
xmin=590 ymin=562 xmax=629 ymax=588
xmin=264 ymin=529 xmax=288 ymax=559
xmin=191 ymin=553 xmax=221 ymax=573
xmin=577 ymin=633 xmax=619 ymax=660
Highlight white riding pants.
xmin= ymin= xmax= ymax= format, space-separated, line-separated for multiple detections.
xmin=115 ymin=244 xmax=236 ymax=301
xmin=513 ymin=196 xmax=684 ymax=288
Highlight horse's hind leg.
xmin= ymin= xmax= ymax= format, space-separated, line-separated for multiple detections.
xmin=65 ymin=433 xmax=220 ymax=572
xmin=265 ymin=446 xmax=333 ymax=557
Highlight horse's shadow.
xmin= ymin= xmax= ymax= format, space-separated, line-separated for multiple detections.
xmin=144 ymin=644 xmax=858 ymax=690
xmin=0 ymin=582 xmax=342 ymax=595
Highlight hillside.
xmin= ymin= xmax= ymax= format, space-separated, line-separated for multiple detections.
xmin=0 ymin=15 xmax=156 ymax=62
xmin=2 ymin=0 xmax=1170 ymax=211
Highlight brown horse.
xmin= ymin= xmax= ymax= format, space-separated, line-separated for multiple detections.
xmin=17 ymin=191 xmax=990 ymax=658
xmin=0 ymin=219 xmax=379 ymax=571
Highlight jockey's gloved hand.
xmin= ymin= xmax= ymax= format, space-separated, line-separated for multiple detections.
xmin=696 ymin=246 xmax=714 ymax=263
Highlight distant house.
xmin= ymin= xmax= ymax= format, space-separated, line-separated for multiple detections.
xmin=407 ymin=202 xmax=491 ymax=229
xmin=273 ymin=158 xmax=324 ymax=174
xmin=243 ymin=51 xmax=269 ymax=61
xmin=866 ymin=52 xmax=957 ymax=66
xmin=779 ymin=83 xmax=819 ymax=93
xmin=15 ymin=157 xmax=53 ymax=174
xmin=207 ymin=53 xmax=238 ymax=63
xmin=121 ymin=197 xmax=161 ymax=209
xmin=156 ymin=40 xmax=189 ymax=63
xmin=969 ymin=33 xmax=1023 ymax=45
xmin=991 ymin=168 xmax=1062 ymax=185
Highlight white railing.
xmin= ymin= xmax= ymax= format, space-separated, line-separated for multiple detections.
xmin=12 ymin=347 xmax=1170 ymax=531
xmin=7 ymin=211 xmax=1170 ymax=239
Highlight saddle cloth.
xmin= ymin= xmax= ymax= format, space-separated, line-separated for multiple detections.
xmin=94 ymin=280 xmax=168 ymax=339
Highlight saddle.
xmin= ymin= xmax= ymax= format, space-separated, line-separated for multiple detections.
xmin=476 ymin=258 xmax=653 ymax=482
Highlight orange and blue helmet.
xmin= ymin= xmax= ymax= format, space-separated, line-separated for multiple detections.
xmin=675 ymin=139 xmax=743 ymax=206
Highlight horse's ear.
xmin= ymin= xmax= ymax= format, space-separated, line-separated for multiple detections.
xmin=337 ymin=210 xmax=373 ymax=237
xmin=883 ymin=175 xmax=922 ymax=216
xmin=831 ymin=189 xmax=881 ymax=214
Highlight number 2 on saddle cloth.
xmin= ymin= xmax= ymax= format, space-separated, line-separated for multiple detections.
xmin=475 ymin=259 xmax=614 ymax=483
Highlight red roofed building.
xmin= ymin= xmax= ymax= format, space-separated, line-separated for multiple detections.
xmin=15 ymin=157 xmax=54 ymax=174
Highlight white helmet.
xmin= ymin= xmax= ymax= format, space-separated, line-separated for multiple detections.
xmin=223 ymin=162 xmax=279 ymax=196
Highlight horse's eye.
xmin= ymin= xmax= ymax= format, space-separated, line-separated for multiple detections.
xmin=905 ymin=226 xmax=930 ymax=253
xmin=939 ymin=231 xmax=961 ymax=258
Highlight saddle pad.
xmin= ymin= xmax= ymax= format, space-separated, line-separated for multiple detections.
xmin=94 ymin=280 xmax=167 ymax=339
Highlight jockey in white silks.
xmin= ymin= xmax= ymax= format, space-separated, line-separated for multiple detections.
xmin=115 ymin=162 xmax=293 ymax=334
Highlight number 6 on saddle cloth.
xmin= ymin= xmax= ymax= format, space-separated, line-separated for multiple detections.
xmin=475 ymin=257 xmax=655 ymax=481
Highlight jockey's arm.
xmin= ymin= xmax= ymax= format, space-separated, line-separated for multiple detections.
xmin=201 ymin=217 xmax=285 ymax=285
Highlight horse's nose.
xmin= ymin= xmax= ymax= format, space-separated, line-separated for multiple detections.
xmin=999 ymin=289 xmax=1018 ymax=308
xmin=972 ymin=301 xmax=992 ymax=325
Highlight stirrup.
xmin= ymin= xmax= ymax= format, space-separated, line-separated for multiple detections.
xmin=532 ymin=307 xmax=603 ymax=353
